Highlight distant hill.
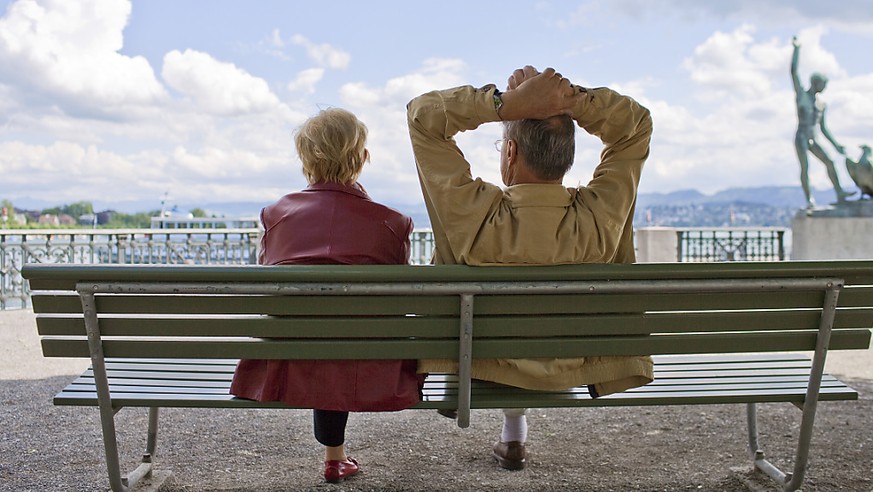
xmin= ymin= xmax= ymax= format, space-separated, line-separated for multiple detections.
xmin=7 ymin=186 xmax=843 ymax=229
xmin=636 ymin=186 xmax=833 ymax=209
xmin=634 ymin=186 xmax=840 ymax=228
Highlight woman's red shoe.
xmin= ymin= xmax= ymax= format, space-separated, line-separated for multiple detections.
xmin=323 ymin=457 xmax=360 ymax=483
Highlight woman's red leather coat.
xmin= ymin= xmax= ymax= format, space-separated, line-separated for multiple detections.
xmin=230 ymin=182 xmax=424 ymax=411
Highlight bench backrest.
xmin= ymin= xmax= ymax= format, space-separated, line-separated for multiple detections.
xmin=23 ymin=261 xmax=873 ymax=361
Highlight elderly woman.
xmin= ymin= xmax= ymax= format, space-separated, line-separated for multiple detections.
xmin=230 ymin=108 xmax=423 ymax=484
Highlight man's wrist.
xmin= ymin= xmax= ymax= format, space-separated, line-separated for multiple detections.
xmin=493 ymin=90 xmax=504 ymax=118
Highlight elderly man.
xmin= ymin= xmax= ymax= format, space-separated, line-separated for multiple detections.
xmin=407 ymin=65 xmax=654 ymax=470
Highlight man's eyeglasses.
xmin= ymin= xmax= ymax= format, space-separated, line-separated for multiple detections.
xmin=493 ymin=139 xmax=505 ymax=152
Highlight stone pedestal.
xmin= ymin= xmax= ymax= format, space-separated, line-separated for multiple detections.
xmin=790 ymin=201 xmax=873 ymax=260
xmin=635 ymin=227 xmax=679 ymax=263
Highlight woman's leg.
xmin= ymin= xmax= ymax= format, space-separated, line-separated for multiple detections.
xmin=314 ymin=410 xmax=359 ymax=482
xmin=313 ymin=409 xmax=349 ymax=460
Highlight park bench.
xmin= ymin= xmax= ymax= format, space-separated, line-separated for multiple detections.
xmin=22 ymin=260 xmax=873 ymax=492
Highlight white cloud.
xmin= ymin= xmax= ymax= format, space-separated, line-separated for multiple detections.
xmin=162 ymin=49 xmax=281 ymax=115
xmin=681 ymin=25 xmax=779 ymax=99
xmin=291 ymin=34 xmax=351 ymax=69
xmin=0 ymin=141 xmax=144 ymax=202
xmin=339 ymin=58 xmax=466 ymax=109
xmin=0 ymin=0 xmax=167 ymax=116
xmin=287 ymin=68 xmax=325 ymax=94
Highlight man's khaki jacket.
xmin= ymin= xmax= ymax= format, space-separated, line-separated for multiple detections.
xmin=407 ymin=83 xmax=654 ymax=396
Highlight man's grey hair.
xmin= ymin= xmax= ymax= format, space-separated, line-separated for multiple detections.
xmin=504 ymin=115 xmax=575 ymax=181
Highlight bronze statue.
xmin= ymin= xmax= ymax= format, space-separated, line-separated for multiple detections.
xmin=846 ymin=145 xmax=873 ymax=199
xmin=791 ymin=36 xmax=854 ymax=208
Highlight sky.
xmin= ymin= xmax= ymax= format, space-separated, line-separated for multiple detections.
xmin=1 ymin=0 xmax=872 ymax=215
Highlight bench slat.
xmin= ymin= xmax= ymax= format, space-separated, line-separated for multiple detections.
xmin=86 ymin=357 xmax=817 ymax=376
xmin=29 ymin=288 xmax=873 ymax=318
xmin=58 ymin=377 xmax=852 ymax=397
xmin=53 ymin=382 xmax=858 ymax=408
xmin=31 ymin=293 xmax=460 ymax=316
xmin=21 ymin=261 xmax=873 ymax=285
xmin=32 ymin=307 xmax=873 ymax=337
xmin=34 ymin=288 xmax=867 ymax=315
xmin=97 ymin=353 xmax=818 ymax=365
xmin=40 ymin=329 xmax=872 ymax=359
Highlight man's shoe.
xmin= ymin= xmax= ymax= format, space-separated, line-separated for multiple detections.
xmin=323 ymin=457 xmax=359 ymax=483
xmin=492 ymin=441 xmax=526 ymax=470
xmin=437 ymin=408 xmax=458 ymax=419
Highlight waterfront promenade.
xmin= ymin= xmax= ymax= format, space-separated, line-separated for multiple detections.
xmin=2 ymin=308 xmax=872 ymax=491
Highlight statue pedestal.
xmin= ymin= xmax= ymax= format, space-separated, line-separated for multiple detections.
xmin=791 ymin=202 xmax=873 ymax=259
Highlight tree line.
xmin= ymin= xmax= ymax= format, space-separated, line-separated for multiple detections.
xmin=1 ymin=199 xmax=208 ymax=229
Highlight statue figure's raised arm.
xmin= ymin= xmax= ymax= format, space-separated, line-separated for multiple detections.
xmin=791 ymin=37 xmax=803 ymax=95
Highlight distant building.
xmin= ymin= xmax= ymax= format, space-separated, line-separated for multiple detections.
xmin=78 ymin=214 xmax=97 ymax=226
xmin=96 ymin=211 xmax=114 ymax=225
xmin=150 ymin=216 xmax=259 ymax=229
xmin=22 ymin=210 xmax=40 ymax=223
xmin=38 ymin=214 xmax=60 ymax=225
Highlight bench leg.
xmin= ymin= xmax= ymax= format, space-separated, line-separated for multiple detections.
xmin=121 ymin=407 xmax=160 ymax=489
xmin=96 ymin=404 xmax=129 ymax=492
xmin=81 ymin=290 xmax=130 ymax=492
xmin=747 ymin=399 xmax=822 ymax=492
xmin=747 ymin=403 xmax=791 ymax=485
xmin=456 ymin=294 xmax=474 ymax=429
xmin=745 ymin=282 xmax=840 ymax=492
xmin=81 ymin=290 xmax=160 ymax=491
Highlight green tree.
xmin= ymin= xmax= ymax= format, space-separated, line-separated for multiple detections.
xmin=103 ymin=210 xmax=159 ymax=228
xmin=190 ymin=207 xmax=208 ymax=218
xmin=63 ymin=201 xmax=94 ymax=218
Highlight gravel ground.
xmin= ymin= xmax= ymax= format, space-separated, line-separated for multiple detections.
xmin=2 ymin=308 xmax=872 ymax=492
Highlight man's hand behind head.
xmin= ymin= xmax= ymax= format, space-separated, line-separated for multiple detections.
xmin=507 ymin=65 xmax=542 ymax=90
xmin=499 ymin=66 xmax=582 ymax=121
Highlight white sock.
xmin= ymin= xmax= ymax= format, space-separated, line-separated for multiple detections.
xmin=501 ymin=414 xmax=528 ymax=443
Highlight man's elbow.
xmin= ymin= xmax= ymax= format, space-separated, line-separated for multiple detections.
xmin=637 ymin=107 xmax=653 ymax=139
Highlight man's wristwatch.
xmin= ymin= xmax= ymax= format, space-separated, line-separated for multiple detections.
xmin=493 ymin=89 xmax=504 ymax=115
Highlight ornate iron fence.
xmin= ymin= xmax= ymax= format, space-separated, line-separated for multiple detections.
xmin=677 ymin=228 xmax=786 ymax=262
xmin=0 ymin=229 xmax=260 ymax=309
xmin=1 ymin=227 xmax=787 ymax=310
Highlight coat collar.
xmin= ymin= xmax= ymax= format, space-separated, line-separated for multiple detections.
xmin=305 ymin=181 xmax=371 ymax=200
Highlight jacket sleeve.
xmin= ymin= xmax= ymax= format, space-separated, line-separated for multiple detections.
xmin=406 ymin=85 xmax=504 ymax=264
xmin=397 ymin=215 xmax=414 ymax=265
xmin=571 ymin=87 xmax=652 ymax=263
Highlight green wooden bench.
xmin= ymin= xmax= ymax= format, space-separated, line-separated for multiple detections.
xmin=22 ymin=261 xmax=873 ymax=492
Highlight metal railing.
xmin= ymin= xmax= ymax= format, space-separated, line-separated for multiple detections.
xmin=1 ymin=226 xmax=787 ymax=310
xmin=1 ymin=229 xmax=261 ymax=309
xmin=677 ymin=228 xmax=786 ymax=262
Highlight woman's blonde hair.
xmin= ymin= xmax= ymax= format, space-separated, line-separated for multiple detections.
xmin=295 ymin=108 xmax=369 ymax=184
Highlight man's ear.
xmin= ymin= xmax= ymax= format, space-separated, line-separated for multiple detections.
xmin=505 ymin=138 xmax=516 ymax=162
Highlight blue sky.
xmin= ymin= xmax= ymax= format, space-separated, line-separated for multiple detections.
xmin=1 ymin=0 xmax=872 ymax=214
